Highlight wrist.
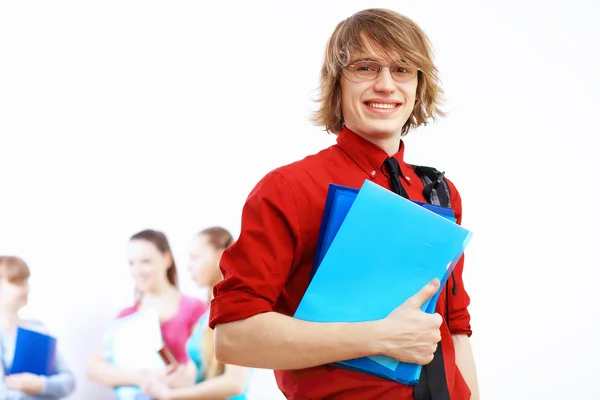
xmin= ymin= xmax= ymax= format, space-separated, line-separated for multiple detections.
xmin=162 ymin=388 xmax=175 ymax=400
xmin=35 ymin=375 xmax=47 ymax=395
xmin=135 ymin=370 xmax=150 ymax=387
xmin=364 ymin=319 xmax=388 ymax=356
xmin=340 ymin=319 xmax=387 ymax=358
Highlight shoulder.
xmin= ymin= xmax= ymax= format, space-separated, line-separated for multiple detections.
xmin=180 ymin=295 xmax=207 ymax=318
xmin=409 ymin=163 xmax=464 ymax=217
xmin=179 ymin=295 xmax=207 ymax=327
xmin=442 ymin=175 xmax=462 ymax=204
xmin=20 ymin=319 xmax=50 ymax=333
xmin=180 ymin=295 xmax=206 ymax=312
xmin=274 ymin=146 xmax=338 ymax=182
xmin=248 ymin=146 xmax=337 ymax=200
xmin=440 ymin=174 xmax=464 ymax=223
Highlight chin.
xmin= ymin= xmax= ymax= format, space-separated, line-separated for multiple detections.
xmin=135 ymin=283 xmax=151 ymax=292
xmin=357 ymin=122 xmax=404 ymax=138
xmin=195 ymin=279 xmax=209 ymax=288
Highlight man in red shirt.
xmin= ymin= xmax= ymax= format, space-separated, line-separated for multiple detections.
xmin=209 ymin=8 xmax=479 ymax=400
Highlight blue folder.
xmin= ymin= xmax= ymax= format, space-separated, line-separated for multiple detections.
xmin=311 ymin=184 xmax=457 ymax=280
xmin=294 ymin=180 xmax=473 ymax=385
xmin=9 ymin=327 xmax=57 ymax=376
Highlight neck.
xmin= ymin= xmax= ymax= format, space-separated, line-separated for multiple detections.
xmin=351 ymin=128 xmax=402 ymax=156
xmin=141 ymin=280 xmax=174 ymax=301
xmin=0 ymin=307 xmax=20 ymax=332
xmin=370 ymin=136 xmax=402 ymax=156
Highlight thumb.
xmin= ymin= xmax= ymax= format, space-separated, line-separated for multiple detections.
xmin=405 ymin=278 xmax=440 ymax=308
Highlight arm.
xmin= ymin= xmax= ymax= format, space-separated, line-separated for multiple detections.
xmin=1 ymin=373 xmax=51 ymax=400
xmin=446 ymin=179 xmax=479 ymax=398
xmin=0 ymin=388 xmax=52 ymax=400
xmin=164 ymin=362 xmax=197 ymax=389
xmin=216 ymin=312 xmax=383 ymax=369
xmin=210 ymin=172 xmax=378 ymax=368
xmin=210 ymin=172 xmax=442 ymax=369
xmin=86 ymin=344 xmax=147 ymax=388
xmin=452 ymin=334 xmax=479 ymax=400
xmin=0 ymin=356 xmax=50 ymax=400
xmin=39 ymin=352 xmax=76 ymax=398
xmin=164 ymin=364 xmax=250 ymax=400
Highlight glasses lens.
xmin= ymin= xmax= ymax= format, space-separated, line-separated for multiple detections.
xmin=391 ymin=65 xmax=418 ymax=82
xmin=350 ymin=61 xmax=380 ymax=81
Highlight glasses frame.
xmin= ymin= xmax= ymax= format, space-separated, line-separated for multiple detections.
xmin=342 ymin=60 xmax=420 ymax=83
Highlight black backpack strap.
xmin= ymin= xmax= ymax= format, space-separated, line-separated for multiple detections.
xmin=409 ymin=163 xmax=453 ymax=400
xmin=409 ymin=164 xmax=451 ymax=208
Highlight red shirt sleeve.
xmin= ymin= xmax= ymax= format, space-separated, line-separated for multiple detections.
xmin=209 ymin=171 xmax=303 ymax=329
xmin=445 ymin=178 xmax=473 ymax=337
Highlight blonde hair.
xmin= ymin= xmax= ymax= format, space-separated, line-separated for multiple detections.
xmin=312 ymin=8 xmax=445 ymax=135
xmin=198 ymin=227 xmax=234 ymax=380
xmin=0 ymin=256 xmax=30 ymax=283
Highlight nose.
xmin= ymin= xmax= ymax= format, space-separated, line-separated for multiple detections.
xmin=373 ymin=66 xmax=396 ymax=93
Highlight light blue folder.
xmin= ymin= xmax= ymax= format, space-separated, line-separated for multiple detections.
xmin=294 ymin=180 xmax=473 ymax=385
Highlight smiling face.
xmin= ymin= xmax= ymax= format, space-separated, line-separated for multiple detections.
xmin=127 ymin=239 xmax=172 ymax=294
xmin=340 ymin=38 xmax=419 ymax=149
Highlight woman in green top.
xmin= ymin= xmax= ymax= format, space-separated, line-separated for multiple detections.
xmin=142 ymin=227 xmax=250 ymax=400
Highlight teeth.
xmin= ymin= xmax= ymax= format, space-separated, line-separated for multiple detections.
xmin=367 ymin=102 xmax=396 ymax=109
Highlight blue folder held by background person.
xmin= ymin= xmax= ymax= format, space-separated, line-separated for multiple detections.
xmin=9 ymin=327 xmax=57 ymax=376
xmin=294 ymin=180 xmax=473 ymax=385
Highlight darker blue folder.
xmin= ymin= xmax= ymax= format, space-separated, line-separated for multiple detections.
xmin=9 ymin=327 xmax=57 ymax=376
xmin=311 ymin=183 xmax=457 ymax=280
xmin=295 ymin=180 xmax=472 ymax=385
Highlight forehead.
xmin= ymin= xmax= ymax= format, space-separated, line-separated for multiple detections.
xmin=128 ymin=239 xmax=160 ymax=257
xmin=350 ymin=35 xmax=406 ymax=64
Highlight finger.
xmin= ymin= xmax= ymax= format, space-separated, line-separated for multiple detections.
xmin=404 ymin=278 xmax=440 ymax=308
xmin=165 ymin=364 xmax=177 ymax=375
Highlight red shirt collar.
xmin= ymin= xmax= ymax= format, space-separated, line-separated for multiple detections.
xmin=336 ymin=126 xmax=410 ymax=179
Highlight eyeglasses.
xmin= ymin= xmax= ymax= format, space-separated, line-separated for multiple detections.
xmin=342 ymin=60 xmax=419 ymax=83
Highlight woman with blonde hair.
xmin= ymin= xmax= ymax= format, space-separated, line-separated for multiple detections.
xmin=142 ymin=227 xmax=250 ymax=400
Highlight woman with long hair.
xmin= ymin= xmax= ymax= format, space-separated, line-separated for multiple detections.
xmin=87 ymin=229 xmax=207 ymax=399
xmin=142 ymin=227 xmax=250 ymax=400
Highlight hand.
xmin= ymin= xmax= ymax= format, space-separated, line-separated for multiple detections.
xmin=378 ymin=279 xmax=443 ymax=365
xmin=4 ymin=372 xmax=45 ymax=395
xmin=164 ymin=364 xmax=193 ymax=388
xmin=141 ymin=379 xmax=173 ymax=400
xmin=137 ymin=366 xmax=173 ymax=386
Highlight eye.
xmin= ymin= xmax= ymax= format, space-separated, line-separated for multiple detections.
xmin=353 ymin=61 xmax=379 ymax=72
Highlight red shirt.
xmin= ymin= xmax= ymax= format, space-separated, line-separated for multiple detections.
xmin=210 ymin=127 xmax=472 ymax=400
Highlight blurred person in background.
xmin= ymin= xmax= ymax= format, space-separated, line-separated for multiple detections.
xmin=0 ymin=256 xmax=76 ymax=399
xmin=87 ymin=229 xmax=207 ymax=399
xmin=141 ymin=227 xmax=251 ymax=400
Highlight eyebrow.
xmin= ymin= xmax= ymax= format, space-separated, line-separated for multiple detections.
xmin=351 ymin=54 xmax=383 ymax=63
xmin=349 ymin=57 xmax=412 ymax=67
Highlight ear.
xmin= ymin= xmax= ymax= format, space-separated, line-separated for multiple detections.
xmin=163 ymin=252 xmax=174 ymax=269
xmin=216 ymin=248 xmax=225 ymax=263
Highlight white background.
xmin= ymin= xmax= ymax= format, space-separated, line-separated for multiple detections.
xmin=1 ymin=1 xmax=599 ymax=399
